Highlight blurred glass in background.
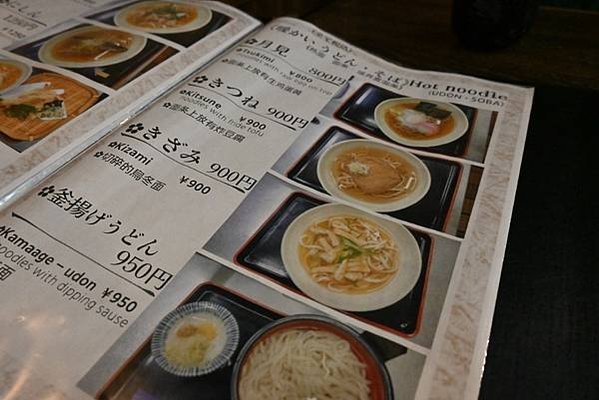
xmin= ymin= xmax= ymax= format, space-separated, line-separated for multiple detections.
xmin=452 ymin=0 xmax=540 ymax=50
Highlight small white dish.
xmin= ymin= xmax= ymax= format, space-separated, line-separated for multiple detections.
xmin=151 ymin=301 xmax=239 ymax=377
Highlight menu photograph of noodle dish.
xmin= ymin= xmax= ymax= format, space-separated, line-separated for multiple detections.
xmin=8 ymin=21 xmax=179 ymax=90
xmin=232 ymin=315 xmax=392 ymax=400
xmin=375 ymin=98 xmax=469 ymax=148
xmin=87 ymin=1 xmax=231 ymax=48
xmin=81 ymin=259 xmax=428 ymax=400
xmin=281 ymin=203 xmax=422 ymax=312
xmin=317 ymin=139 xmax=431 ymax=212
xmin=0 ymin=59 xmax=101 ymax=152
xmin=323 ymin=81 xmax=498 ymax=162
xmin=38 ymin=25 xmax=147 ymax=69
xmin=114 ymin=1 xmax=213 ymax=34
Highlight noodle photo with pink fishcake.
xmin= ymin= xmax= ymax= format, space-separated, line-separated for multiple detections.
xmin=319 ymin=81 xmax=497 ymax=163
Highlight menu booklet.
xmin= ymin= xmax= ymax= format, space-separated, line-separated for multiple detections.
xmin=0 ymin=0 xmax=260 ymax=203
xmin=0 ymin=2 xmax=533 ymax=400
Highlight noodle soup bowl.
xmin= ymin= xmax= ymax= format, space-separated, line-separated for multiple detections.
xmin=317 ymin=139 xmax=431 ymax=212
xmin=114 ymin=1 xmax=213 ymax=34
xmin=281 ymin=203 xmax=422 ymax=312
xmin=374 ymin=97 xmax=469 ymax=147
xmin=38 ymin=25 xmax=147 ymax=68
xmin=0 ymin=59 xmax=32 ymax=94
xmin=231 ymin=315 xmax=393 ymax=400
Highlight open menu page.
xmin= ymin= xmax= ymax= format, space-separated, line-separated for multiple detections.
xmin=0 ymin=1 xmax=260 ymax=203
xmin=0 ymin=16 xmax=532 ymax=400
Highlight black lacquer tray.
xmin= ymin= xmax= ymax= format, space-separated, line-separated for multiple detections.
xmin=287 ymin=125 xmax=462 ymax=231
xmin=98 ymin=284 xmax=405 ymax=399
xmin=236 ymin=194 xmax=433 ymax=336
xmin=335 ymin=83 xmax=477 ymax=157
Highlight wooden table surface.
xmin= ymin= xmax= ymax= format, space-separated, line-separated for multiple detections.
xmin=222 ymin=1 xmax=599 ymax=399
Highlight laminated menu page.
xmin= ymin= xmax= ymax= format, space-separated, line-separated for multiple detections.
xmin=0 ymin=14 xmax=533 ymax=400
xmin=0 ymin=0 xmax=260 ymax=204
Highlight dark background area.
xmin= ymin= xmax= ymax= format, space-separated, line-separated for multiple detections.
xmin=478 ymin=85 xmax=599 ymax=400
xmin=544 ymin=0 xmax=599 ymax=10
xmin=218 ymin=1 xmax=599 ymax=399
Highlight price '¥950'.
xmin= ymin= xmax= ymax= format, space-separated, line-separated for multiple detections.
xmin=111 ymin=250 xmax=173 ymax=295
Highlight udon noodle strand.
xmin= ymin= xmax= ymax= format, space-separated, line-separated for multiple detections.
xmin=299 ymin=215 xmax=398 ymax=294
xmin=239 ymin=329 xmax=371 ymax=400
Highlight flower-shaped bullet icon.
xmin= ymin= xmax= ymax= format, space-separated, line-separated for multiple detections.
xmin=38 ymin=186 xmax=55 ymax=197
xmin=125 ymin=123 xmax=144 ymax=134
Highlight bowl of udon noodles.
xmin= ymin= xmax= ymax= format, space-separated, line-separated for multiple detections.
xmin=114 ymin=1 xmax=213 ymax=34
xmin=281 ymin=203 xmax=422 ymax=312
xmin=231 ymin=315 xmax=393 ymax=400
xmin=317 ymin=139 xmax=431 ymax=212
xmin=0 ymin=59 xmax=31 ymax=95
xmin=374 ymin=98 xmax=469 ymax=148
xmin=38 ymin=25 xmax=147 ymax=68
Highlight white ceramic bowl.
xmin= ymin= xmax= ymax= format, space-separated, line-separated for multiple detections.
xmin=281 ymin=203 xmax=422 ymax=312
xmin=374 ymin=97 xmax=469 ymax=147
xmin=38 ymin=25 xmax=147 ymax=68
xmin=0 ymin=59 xmax=32 ymax=94
xmin=317 ymin=139 xmax=431 ymax=212
xmin=151 ymin=301 xmax=239 ymax=377
xmin=114 ymin=1 xmax=212 ymax=34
